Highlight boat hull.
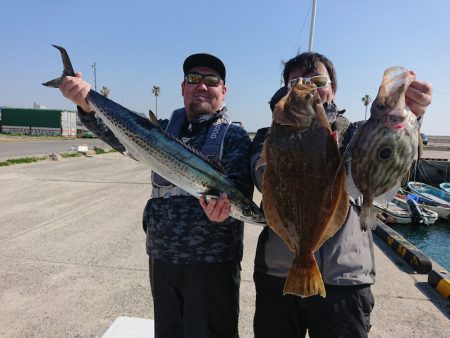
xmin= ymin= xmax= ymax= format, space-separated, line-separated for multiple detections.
xmin=374 ymin=196 xmax=439 ymax=225
xmin=407 ymin=181 xmax=450 ymax=220
xmin=394 ymin=197 xmax=438 ymax=225
xmin=440 ymin=182 xmax=450 ymax=193
xmin=421 ymin=204 xmax=450 ymax=220
xmin=374 ymin=200 xmax=411 ymax=224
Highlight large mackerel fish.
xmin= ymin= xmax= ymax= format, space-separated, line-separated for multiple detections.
xmin=43 ymin=45 xmax=265 ymax=225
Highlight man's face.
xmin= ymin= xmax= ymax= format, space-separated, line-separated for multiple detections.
xmin=182 ymin=66 xmax=226 ymax=120
xmin=288 ymin=62 xmax=335 ymax=104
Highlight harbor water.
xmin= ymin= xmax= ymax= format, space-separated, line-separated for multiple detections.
xmin=390 ymin=219 xmax=450 ymax=272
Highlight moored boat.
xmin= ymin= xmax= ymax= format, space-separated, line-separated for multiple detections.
xmin=373 ymin=196 xmax=438 ymax=225
xmin=407 ymin=181 xmax=450 ymax=220
xmin=374 ymin=198 xmax=410 ymax=224
xmin=439 ymin=182 xmax=450 ymax=193
xmin=394 ymin=196 xmax=438 ymax=225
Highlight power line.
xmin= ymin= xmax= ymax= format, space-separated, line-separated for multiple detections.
xmin=290 ymin=0 xmax=312 ymax=56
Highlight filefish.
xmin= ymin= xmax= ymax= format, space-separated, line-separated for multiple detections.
xmin=43 ymin=45 xmax=265 ymax=225
xmin=261 ymin=83 xmax=349 ymax=297
xmin=345 ymin=66 xmax=419 ymax=230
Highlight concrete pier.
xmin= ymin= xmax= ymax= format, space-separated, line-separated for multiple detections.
xmin=0 ymin=153 xmax=449 ymax=337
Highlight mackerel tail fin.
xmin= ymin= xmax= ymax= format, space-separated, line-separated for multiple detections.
xmin=42 ymin=45 xmax=76 ymax=88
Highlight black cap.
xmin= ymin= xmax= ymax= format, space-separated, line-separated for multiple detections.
xmin=183 ymin=53 xmax=226 ymax=83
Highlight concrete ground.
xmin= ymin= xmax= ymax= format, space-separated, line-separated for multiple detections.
xmin=0 ymin=153 xmax=449 ymax=338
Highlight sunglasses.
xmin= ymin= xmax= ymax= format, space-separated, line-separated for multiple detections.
xmin=287 ymin=75 xmax=332 ymax=89
xmin=185 ymin=72 xmax=222 ymax=87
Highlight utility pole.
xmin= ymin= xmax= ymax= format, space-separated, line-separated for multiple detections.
xmin=308 ymin=0 xmax=317 ymax=52
xmin=92 ymin=62 xmax=97 ymax=91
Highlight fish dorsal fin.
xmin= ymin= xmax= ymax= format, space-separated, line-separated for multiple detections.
xmin=257 ymin=127 xmax=271 ymax=167
xmin=207 ymin=156 xmax=226 ymax=173
xmin=313 ymin=134 xmax=350 ymax=251
xmin=148 ymin=110 xmax=161 ymax=127
xmin=162 ymin=129 xmax=227 ymax=175
xmin=373 ymin=182 xmax=401 ymax=205
xmin=333 ymin=124 xmax=364 ymax=199
xmin=339 ymin=122 xmax=362 ymax=167
xmin=262 ymin=168 xmax=297 ymax=252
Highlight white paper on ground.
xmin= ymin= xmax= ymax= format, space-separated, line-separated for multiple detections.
xmin=102 ymin=316 xmax=154 ymax=338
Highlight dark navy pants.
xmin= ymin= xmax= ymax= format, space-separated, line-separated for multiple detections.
xmin=253 ymin=272 xmax=374 ymax=338
xmin=150 ymin=258 xmax=240 ymax=338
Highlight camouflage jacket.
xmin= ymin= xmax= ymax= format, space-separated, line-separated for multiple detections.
xmin=78 ymin=108 xmax=253 ymax=264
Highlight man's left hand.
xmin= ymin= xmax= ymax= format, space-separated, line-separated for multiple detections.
xmin=406 ymin=76 xmax=433 ymax=119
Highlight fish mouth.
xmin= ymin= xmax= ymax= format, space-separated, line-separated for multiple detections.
xmin=243 ymin=213 xmax=267 ymax=225
xmin=230 ymin=206 xmax=266 ymax=225
xmin=385 ymin=108 xmax=414 ymax=130
xmin=244 ymin=218 xmax=267 ymax=226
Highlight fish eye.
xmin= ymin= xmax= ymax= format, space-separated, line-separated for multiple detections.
xmin=375 ymin=103 xmax=385 ymax=111
xmin=378 ymin=146 xmax=393 ymax=160
xmin=242 ymin=208 xmax=252 ymax=217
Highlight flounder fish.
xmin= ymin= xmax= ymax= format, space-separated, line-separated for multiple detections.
xmin=261 ymin=82 xmax=349 ymax=298
xmin=345 ymin=67 xmax=419 ymax=230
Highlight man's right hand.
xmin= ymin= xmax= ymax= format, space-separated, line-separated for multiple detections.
xmin=199 ymin=193 xmax=230 ymax=223
xmin=59 ymin=72 xmax=93 ymax=113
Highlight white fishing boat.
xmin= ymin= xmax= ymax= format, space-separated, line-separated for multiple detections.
xmin=407 ymin=181 xmax=450 ymax=220
xmin=393 ymin=196 xmax=438 ymax=225
xmin=440 ymin=182 xmax=450 ymax=193
xmin=374 ymin=198 xmax=410 ymax=224
xmin=374 ymin=196 xmax=438 ymax=225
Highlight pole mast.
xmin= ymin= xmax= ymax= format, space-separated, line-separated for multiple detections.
xmin=308 ymin=0 xmax=317 ymax=52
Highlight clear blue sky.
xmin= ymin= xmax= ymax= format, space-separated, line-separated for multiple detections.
xmin=1 ymin=0 xmax=449 ymax=135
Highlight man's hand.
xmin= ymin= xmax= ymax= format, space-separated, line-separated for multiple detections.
xmin=199 ymin=193 xmax=230 ymax=223
xmin=406 ymin=75 xmax=433 ymax=119
xmin=59 ymin=72 xmax=93 ymax=113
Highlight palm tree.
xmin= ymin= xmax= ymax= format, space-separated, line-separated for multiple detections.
xmin=361 ymin=94 xmax=372 ymax=121
xmin=152 ymin=85 xmax=160 ymax=118
xmin=100 ymin=86 xmax=110 ymax=98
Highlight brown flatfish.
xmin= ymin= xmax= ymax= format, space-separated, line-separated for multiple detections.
xmin=346 ymin=67 xmax=419 ymax=231
xmin=261 ymin=83 xmax=349 ymax=297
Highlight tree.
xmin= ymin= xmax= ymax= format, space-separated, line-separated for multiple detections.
xmin=100 ymin=86 xmax=110 ymax=98
xmin=361 ymin=94 xmax=372 ymax=121
xmin=152 ymin=85 xmax=160 ymax=118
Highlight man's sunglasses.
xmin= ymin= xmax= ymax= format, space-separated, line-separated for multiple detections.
xmin=288 ymin=75 xmax=332 ymax=89
xmin=185 ymin=72 xmax=222 ymax=87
